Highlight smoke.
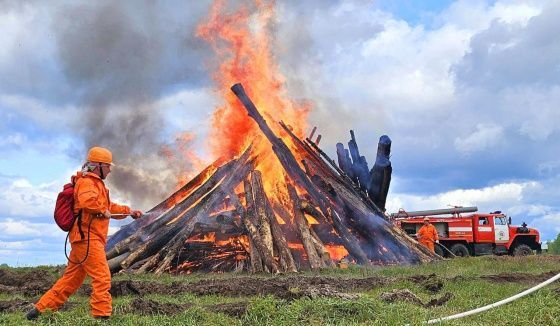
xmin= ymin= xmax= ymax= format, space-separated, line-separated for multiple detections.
xmin=50 ymin=1 xmax=213 ymax=209
xmin=274 ymin=1 xmax=386 ymax=159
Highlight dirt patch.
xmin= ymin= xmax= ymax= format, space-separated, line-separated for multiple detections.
xmin=80 ymin=276 xmax=385 ymax=300
xmin=207 ymin=302 xmax=248 ymax=317
xmin=284 ymin=284 xmax=361 ymax=300
xmin=0 ymin=269 xmax=55 ymax=297
xmin=424 ymin=292 xmax=453 ymax=307
xmin=79 ymin=280 xmax=178 ymax=297
xmin=380 ymin=289 xmax=453 ymax=308
xmin=183 ymin=276 xmax=385 ymax=299
xmin=125 ymin=299 xmax=191 ymax=315
xmin=0 ymin=300 xmax=75 ymax=313
xmin=0 ymin=299 xmax=31 ymax=313
xmin=408 ymin=273 xmax=444 ymax=293
xmin=479 ymin=270 xmax=559 ymax=284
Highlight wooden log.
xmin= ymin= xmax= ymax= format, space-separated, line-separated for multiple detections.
xmin=309 ymin=227 xmax=336 ymax=267
xmin=301 ymin=198 xmax=369 ymax=265
xmin=106 ymin=158 xmax=225 ymax=250
xmin=309 ymin=126 xmax=317 ymax=140
xmin=336 ymin=143 xmax=353 ymax=179
xmin=229 ymin=189 xmax=280 ymax=274
xmin=153 ymin=217 xmax=199 ymax=274
xmin=347 ymin=130 xmax=370 ymax=190
xmin=191 ymin=221 xmax=241 ymax=235
xmin=106 ymin=159 xmax=237 ymax=260
xmin=231 ymin=84 xmax=325 ymax=208
xmin=300 ymin=200 xmax=327 ymax=224
xmin=252 ymin=171 xmax=297 ymax=273
xmin=287 ymin=183 xmax=324 ymax=270
xmin=108 ymin=252 xmax=131 ymax=273
xmin=152 ymin=153 xmax=257 ymax=274
xmin=322 ymin=172 xmax=435 ymax=263
xmin=123 ymin=147 xmax=255 ymax=272
xmin=367 ymin=135 xmax=392 ymax=211
xmin=250 ymin=172 xmax=274 ymax=259
xmin=119 ymin=222 xmax=183 ymax=270
xmin=326 ymin=208 xmax=370 ymax=265
xmin=243 ymin=179 xmax=264 ymax=273
xmin=280 ymin=121 xmax=376 ymax=217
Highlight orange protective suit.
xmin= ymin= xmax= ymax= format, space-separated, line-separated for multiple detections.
xmin=417 ymin=223 xmax=439 ymax=253
xmin=35 ymin=172 xmax=130 ymax=317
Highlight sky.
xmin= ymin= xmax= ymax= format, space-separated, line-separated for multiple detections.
xmin=1 ymin=0 xmax=559 ymax=266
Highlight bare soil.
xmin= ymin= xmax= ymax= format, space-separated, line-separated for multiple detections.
xmin=207 ymin=302 xmax=248 ymax=317
xmin=407 ymin=273 xmax=444 ymax=293
xmin=479 ymin=271 xmax=560 ymax=284
xmin=126 ymin=299 xmax=191 ymax=315
xmin=0 ymin=299 xmax=75 ymax=313
xmin=0 ymin=269 xmax=56 ymax=297
xmin=380 ymin=289 xmax=453 ymax=308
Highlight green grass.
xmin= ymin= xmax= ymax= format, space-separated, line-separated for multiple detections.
xmin=2 ymin=256 xmax=560 ymax=325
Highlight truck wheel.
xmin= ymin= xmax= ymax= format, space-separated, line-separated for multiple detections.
xmin=513 ymin=244 xmax=533 ymax=256
xmin=450 ymin=244 xmax=469 ymax=257
xmin=434 ymin=244 xmax=445 ymax=257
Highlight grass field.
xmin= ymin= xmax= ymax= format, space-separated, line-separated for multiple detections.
xmin=1 ymin=255 xmax=559 ymax=325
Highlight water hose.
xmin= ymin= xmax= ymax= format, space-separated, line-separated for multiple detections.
xmin=424 ymin=272 xmax=560 ymax=324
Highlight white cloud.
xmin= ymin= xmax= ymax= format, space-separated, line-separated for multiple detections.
xmin=0 ymin=177 xmax=61 ymax=218
xmin=0 ymin=218 xmax=62 ymax=238
xmin=454 ymin=123 xmax=504 ymax=155
xmin=387 ymin=181 xmax=534 ymax=213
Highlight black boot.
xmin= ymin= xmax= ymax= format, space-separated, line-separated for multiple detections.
xmin=25 ymin=307 xmax=40 ymax=321
xmin=94 ymin=316 xmax=110 ymax=320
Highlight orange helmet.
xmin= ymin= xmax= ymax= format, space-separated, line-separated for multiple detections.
xmin=87 ymin=147 xmax=113 ymax=165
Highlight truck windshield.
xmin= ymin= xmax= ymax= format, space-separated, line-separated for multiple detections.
xmin=495 ymin=216 xmax=507 ymax=225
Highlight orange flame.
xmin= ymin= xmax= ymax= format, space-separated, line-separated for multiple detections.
xmin=197 ymin=0 xmax=312 ymax=200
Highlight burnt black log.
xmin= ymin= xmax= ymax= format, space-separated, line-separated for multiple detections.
xmin=367 ymin=135 xmax=392 ymax=211
xmin=347 ymin=130 xmax=370 ymax=190
xmin=336 ymin=143 xmax=353 ymax=179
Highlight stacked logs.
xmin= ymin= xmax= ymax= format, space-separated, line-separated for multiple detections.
xmin=105 ymin=83 xmax=437 ymax=275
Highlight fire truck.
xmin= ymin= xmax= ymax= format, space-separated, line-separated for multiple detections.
xmin=392 ymin=207 xmax=542 ymax=257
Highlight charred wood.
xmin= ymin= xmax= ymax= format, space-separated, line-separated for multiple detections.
xmin=287 ymin=183 xmax=325 ymax=270
xmin=106 ymin=158 xmax=226 ymax=250
xmin=243 ymin=179 xmax=264 ymax=273
xmin=252 ymin=171 xmax=297 ymax=273
xmin=152 ymin=153 xmax=256 ymax=275
xmin=106 ymin=159 xmax=237 ymax=260
xmin=250 ymin=172 xmax=274 ymax=259
xmin=367 ymin=135 xmax=392 ymax=211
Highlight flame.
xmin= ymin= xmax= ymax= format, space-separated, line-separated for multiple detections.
xmin=187 ymin=232 xmax=217 ymax=243
xmin=325 ymin=245 xmax=349 ymax=261
xmin=197 ymin=0 xmax=312 ymax=199
xmin=161 ymin=132 xmax=209 ymax=189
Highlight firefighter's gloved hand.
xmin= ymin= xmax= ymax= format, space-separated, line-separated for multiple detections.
xmin=131 ymin=210 xmax=143 ymax=219
xmin=103 ymin=210 xmax=111 ymax=219
xmin=435 ymin=240 xmax=439 ymax=243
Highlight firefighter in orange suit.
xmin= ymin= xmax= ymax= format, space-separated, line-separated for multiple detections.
xmin=416 ymin=217 xmax=439 ymax=253
xmin=27 ymin=147 xmax=142 ymax=320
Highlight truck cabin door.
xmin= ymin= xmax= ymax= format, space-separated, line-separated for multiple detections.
xmin=494 ymin=216 xmax=510 ymax=243
xmin=476 ymin=216 xmax=494 ymax=243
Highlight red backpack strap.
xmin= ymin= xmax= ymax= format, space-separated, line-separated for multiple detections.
xmin=71 ymin=175 xmax=85 ymax=239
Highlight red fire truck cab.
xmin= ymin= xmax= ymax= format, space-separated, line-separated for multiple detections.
xmin=392 ymin=207 xmax=541 ymax=257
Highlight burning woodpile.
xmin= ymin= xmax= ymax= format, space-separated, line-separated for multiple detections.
xmin=105 ymin=83 xmax=437 ymax=275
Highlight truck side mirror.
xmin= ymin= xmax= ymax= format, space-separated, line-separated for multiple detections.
xmin=508 ymin=217 xmax=512 ymax=225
